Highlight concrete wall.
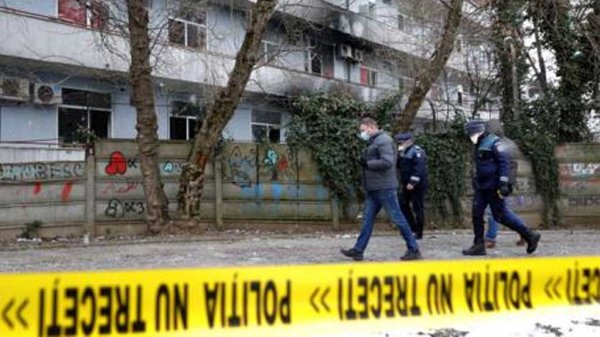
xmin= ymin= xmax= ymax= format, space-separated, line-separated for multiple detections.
xmin=0 ymin=141 xmax=597 ymax=238
xmin=556 ymin=143 xmax=600 ymax=226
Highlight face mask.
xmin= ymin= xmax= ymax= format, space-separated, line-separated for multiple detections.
xmin=359 ymin=131 xmax=370 ymax=141
xmin=470 ymin=133 xmax=481 ymax=144
xmin=398 ymin=145 xmax=406 ymax=151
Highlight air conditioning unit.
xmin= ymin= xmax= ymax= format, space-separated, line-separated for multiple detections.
xmin=337 ymin=44 xmax=353 ymax=59
xmin=352 ymin=49 xmax=364 ymax=63
xmin=33 ymin=83 xmax=62 ymax=105
xmin=0 ymin=77 xmax=30 ymax=101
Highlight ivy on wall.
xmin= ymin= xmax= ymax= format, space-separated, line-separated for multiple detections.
xmin=415 ymin=117 xmax=471 ymax=226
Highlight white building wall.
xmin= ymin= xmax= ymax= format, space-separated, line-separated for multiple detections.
xmin=0 ymin=105 xmax=57 ymax=142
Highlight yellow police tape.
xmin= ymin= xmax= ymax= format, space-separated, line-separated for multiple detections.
xmin=0 ymin=256 xmax=599 ymax=337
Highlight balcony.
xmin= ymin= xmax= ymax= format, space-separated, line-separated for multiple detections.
xmin=0 ymin=8 xmax=386 ymax=101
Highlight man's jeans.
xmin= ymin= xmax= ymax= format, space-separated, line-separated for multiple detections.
xmin=355 ymin=188 xmax=419 ymax=253
xmin=485 ymin=207 xmax=498 ymax=241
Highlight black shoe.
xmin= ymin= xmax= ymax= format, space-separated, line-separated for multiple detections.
xmin=462 ymin=243 xmax=487 ymax=256
xmin=526 ymin=231 xmax=541 ymax=254
xmin=341 ymin=248 xmax=364 ymax=261
xmin=401 ymin=249 xmax=422 ymax=261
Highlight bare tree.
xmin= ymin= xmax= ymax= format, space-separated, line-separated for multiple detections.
xmin=125 ymin=0 xmax=170 ymax=231
xmin=178 ymin=0 xmax=279 ymax=220
xmin=393 ymin=0 xmax=465 ymax=132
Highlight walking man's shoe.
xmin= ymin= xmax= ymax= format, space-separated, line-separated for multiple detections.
xmin=485 ymin=239 xmax=496 ymax=249
xmin=462 ymin=243 xmax=487 ymax=256
xmin=340 ymin=248 xmax=364 ymax=261
xmin=526 ymin=231 xmax=541 ymax=254
xmin=401 ymin=249 xmax=422 ymax=261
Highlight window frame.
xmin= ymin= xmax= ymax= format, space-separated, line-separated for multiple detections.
xmin=57 ymin=0 xmax=109 ymax=29
xmin=261 ymin=40 xmax=280 ymax=65
xmin=360 ymin=66 xmax=378 ymax=87
xmin=168 ymin=11 xmax=208 ymax=51
xmin=58 ymin=87 xmax=112 ymax=143
xmin=251 ymin=109 xmax=282 ymax=143
xmin=169 ymin=100 xmax=202 ymax=140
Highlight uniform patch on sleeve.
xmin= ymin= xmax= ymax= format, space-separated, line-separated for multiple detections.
xmin=495 ymin=141 xmax=506 ymax=152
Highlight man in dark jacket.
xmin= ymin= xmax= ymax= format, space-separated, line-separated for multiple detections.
xmin=341 ymin=118 xmax=421 ymax=261
xmin=395 ymin=132 xmax=428 ymax=239
xmin=463 ymin=120 xmax=541 ymax=256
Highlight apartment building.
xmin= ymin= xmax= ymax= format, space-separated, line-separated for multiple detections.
xmin=0 ymin=0 xmax=496 ymax=146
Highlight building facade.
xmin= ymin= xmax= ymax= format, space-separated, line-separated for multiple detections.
xmin=0 ymin=0 xmax=497 ymax=147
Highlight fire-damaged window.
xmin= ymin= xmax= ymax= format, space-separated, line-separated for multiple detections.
xmin=251 ymin=110 xmax=281 ymax=143
xmin=305 ymin=38 xmax=334 ymax=78
xmin=58 ymin=88 xmax=111 ymax=144
xmin=170 ymin=101 xmax=203 ymax=140
xmin=58 ymin=0 xmax=109 ymax=29
xmin=168 ymin=10 xmax=207 ymax=50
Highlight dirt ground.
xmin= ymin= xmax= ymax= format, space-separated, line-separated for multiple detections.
xmin=0 ymin=228 xmax=599 ymax=272
xmin=1 ymin=228 xmax=599 ymax=337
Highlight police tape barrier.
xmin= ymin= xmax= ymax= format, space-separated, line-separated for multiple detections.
xmin=0 ymin=256 xmax=599 ymax=337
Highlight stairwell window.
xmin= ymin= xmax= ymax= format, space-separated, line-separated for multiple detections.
xmin=58 ymin=88 xmax=111 ymax=144
xmin=168 ymin=10 xmax=207 ymax=51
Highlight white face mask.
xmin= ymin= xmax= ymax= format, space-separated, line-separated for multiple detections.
xmin=470 ymin=133 xmax=481 ymax=144
xmin=359 ymin=131 xmax=370 ymax=141
xmin=398 ymin=145 xmax=406 ymax=151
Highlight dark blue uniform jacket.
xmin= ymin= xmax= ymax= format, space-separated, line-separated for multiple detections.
xmin=473 ymin=133 xmax=511 ymax=190
xmin=397 ymin=144 xmax=428 ymax=190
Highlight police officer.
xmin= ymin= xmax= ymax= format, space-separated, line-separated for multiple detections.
xmin=395 ymin=132 xmax=428 ymax=239
xmin=463 ymin=120 xmax=541 ymax=256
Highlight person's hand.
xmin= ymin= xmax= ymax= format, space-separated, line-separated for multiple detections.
xmin=498 ymin=183 xmax=511 ymax=198
xmin=406 ymin=184 xmax=414 ymax=191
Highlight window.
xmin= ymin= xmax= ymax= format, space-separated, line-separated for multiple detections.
xmin=382 ymin=0 xmax=391 ymax=4
xmin=344 ymin=61 xmax=352 ymax=82
xmin=169 ymin=101 xmax=202 ymax=140
xmin=59 ymin=88 xmax=111 ymax=143
xmin=360 ymin=66 xmax=378 ymax=87
xmin=261 ymin=40 xmax=279 ymax=64
xmin=251 ymin=110 xmax=281 ymax=143
xmin=397 ymin=14 xmax=405 ymax=31
xmin=305 ymin=39 xmax=334 ymax=77
xmin=457 ymin=91 xmax=463 ymax=105
xmin=169 ymin=11 xmax=207 ymax=50
xmin=58 ymin=0 xmax=108 ymax=29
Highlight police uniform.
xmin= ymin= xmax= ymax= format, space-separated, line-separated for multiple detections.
xmin=464 ymin=120 xmax=541 ymax=256
xmin=395 ymin=133 xmax=428 ymax=239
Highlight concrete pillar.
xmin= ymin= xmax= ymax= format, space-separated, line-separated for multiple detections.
xmin=331 ymin=196 xmax=340 ymax=230
xmin=84 ymin=144 xmax=96 ymax=237
xmin=214 ymin=158 xmax=223 ymax=229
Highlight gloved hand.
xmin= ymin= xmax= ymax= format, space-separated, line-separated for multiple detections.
xmin=359 ymin=157 xmax=368 ymax=168
xmin=498 ymin=182 xmax=511 ymax=198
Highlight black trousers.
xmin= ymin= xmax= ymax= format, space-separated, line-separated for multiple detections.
xmin=399 ymin=187 xmax=426 ymax=238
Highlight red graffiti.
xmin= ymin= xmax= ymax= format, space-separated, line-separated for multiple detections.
xmin=277 ymin=156 xmax=289 ymax=171
xmin=105 ymin=151 xmax=127 ymax=175
xmin=61 ymin=181 xmax=73 ymax=202
xmin=33 ymin=182 xmax=42 ymax=195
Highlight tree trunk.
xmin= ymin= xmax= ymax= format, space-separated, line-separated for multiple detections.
xmin=393 ymin=0 xmax=464 ymax=133
xmin=127 ymin=0 xmax=170 ymax=231
xmin=178 ymin=0 xmax=278 ymax=220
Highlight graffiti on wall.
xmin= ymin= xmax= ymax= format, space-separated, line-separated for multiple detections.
xmin=561 ymin=163 xmax=600 ymax=178
xmin=567 ymin=196 xmax=600 ymax=208
xmin=104 ymin=151 xmax=184 ymax=176
xmin=104 ymin=199 xmax=145 ymax=218
xmin=224 ymin=145 xmax=256 ymax=188
xmin=260 ymin=147 xmax=297 ymax=182
xmin=14 ymin=181 xmax=75 ymax=202
xmin=100 ymin=182 xmax=140 ymax=196
xmin=0 ymin=162 xmax=84 ymax=182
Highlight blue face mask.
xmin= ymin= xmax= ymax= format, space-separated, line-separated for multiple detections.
xmin=359 ymin=131 xmax=370 ymax=141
